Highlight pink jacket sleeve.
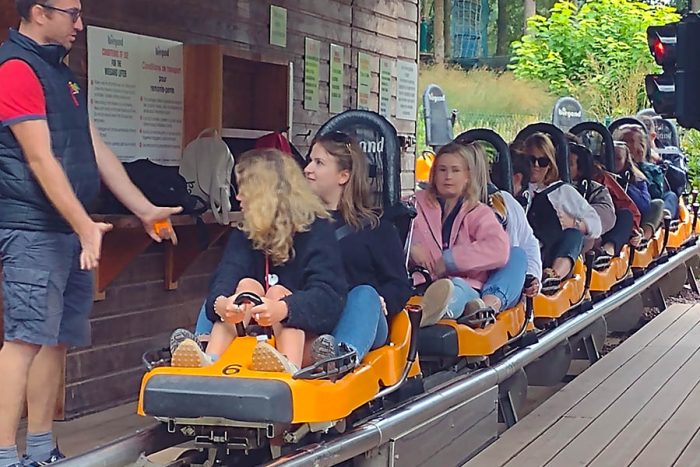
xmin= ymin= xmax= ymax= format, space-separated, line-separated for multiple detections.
xmin=442 ymin=205 xmax=510 ymax=274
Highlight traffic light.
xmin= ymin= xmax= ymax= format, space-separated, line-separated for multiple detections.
xmin=645 ymin=14 xmax=700 ymax=131
xmin=675 ymin=14 xmax=700 ymax=131
xmin=645 ymin=23 xmax=678 ymax=119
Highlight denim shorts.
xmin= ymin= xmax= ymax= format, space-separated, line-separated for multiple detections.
xmin=0 ymin=229 xmax=93 ymax=347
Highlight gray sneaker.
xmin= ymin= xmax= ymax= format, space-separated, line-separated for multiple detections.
xmin=311 ymin=334 xmax=337 ymax=363
xmin=169 ymin=328 xmax=200 ymax=356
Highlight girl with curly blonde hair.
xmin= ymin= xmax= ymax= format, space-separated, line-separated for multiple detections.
xmin=170 ymin=149 xmax=347 ymax=373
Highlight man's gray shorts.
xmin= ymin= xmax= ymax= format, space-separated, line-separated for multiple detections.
xmin=0 ymin=229 xmax=93 ymax=347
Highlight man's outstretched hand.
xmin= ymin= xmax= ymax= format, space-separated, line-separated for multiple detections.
xmin=78 ymin=221 xmax=113 ymax=270
xmin=139 ymin=206 xmax=183 ymax=245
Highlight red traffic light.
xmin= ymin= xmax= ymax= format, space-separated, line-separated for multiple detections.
xmin=653 ymin=40 xmax=665 ymax=59
xmin=647 ymin=23 xmax=678 ymax=68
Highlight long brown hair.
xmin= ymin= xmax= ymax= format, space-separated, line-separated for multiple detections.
xmin=427 ymin=141 xmax=489 ymax=205
xmin=522 ymin=132 xmax=560 ymax=185
xmin=311 ymin=132 xmax=380 ymax=230
xmin=235 ymin=148 xmax=329 ymax=265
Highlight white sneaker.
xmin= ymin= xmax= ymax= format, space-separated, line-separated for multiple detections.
xmin=420 ymin=279 xmax=454 ymax=327
xmin=251 ymin=342 xmax=299 ymax=374
xmin=171 ymin=338 xmax=213 ymax=368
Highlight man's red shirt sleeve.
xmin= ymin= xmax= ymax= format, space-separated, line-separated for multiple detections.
xmin=0 ymin=59 xmax=46 ymax=126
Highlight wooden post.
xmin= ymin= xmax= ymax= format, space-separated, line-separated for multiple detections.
xmin=434 ymin=0 xmax=445 ymax=64
xmin=524 ymin=0 xmax=536 ymax=34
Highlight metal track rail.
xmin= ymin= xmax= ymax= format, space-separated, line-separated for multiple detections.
xmin=54 ymin=245 xmax=699 ymax=467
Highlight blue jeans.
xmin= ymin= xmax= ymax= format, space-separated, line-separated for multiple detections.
xmin=334 ymin=285 xmax=389 ymax=361
xmin=195 ymin=302 xmax=213 ymax=336
xmin=482 ymin=247 xmax=528 ymax=309
xmin=663 ymin=191 xmax=679 ymax=219
xmin=445 ymin=247 xmax=527 ymax=318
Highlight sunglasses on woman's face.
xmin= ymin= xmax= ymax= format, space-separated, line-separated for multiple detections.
xmin=528 ymin=155 xmax=551 ymax=168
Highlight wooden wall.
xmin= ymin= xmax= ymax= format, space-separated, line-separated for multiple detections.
xmin=0 ymin=0 xmax=17 ymax=42
xmin=70 ymin=0 xmax=419 ymax=192
xmin=65 ymin=242 xmax=225 ymax=417
xmin=1 ymin=0 xmax=419 ymax=417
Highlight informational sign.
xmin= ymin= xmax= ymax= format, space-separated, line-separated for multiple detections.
xmin=269 ymin=5 xmax=287 ymax=48
xmin=423 ymin=84 xmax=453 ymax=148
xmin=379 ymin=58 xmax=393 ymax=118
xmin=304 ymin=38 xmax=320 ymax=111
xmin=552 ymin=96 xmax=585 ymax=133
xmin=357 ymin=52 xmax=372 ymax=111
xmin=329 ymin=44 xmax=345 ymax=114
xmin=87 ymin=26 xmax=183 ymax=165
xmin=396 ymin=60 xmax=418 ymax=121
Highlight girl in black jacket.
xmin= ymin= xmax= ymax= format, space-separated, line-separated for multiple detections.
xmin=170 ymin=149 xmax=347 ymax=373
xmin=304 ymin=132 xmax=412 ymax=366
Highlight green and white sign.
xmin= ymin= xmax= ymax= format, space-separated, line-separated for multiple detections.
xmin=304 ymin=38 xmax=321 ymax=111
xmin=357 ymin=52 xmax=371 ymax=110
xmin=379 ymin=58 xmax=393 ymax=118
xmin=269 ymin=6 xmax=287 ymax=47
xmin=330 ymin=44 xmax=345 ymax=114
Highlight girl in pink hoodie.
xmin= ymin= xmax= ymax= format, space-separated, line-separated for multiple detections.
xmin=411 ymin=142 xmax=510 ymax=326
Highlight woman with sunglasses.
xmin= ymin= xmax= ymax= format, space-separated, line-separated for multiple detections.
xmin=612 ymin=140 xmax=665 ymax=241
xmin=520 ymin=133 xmax=602 ymax=288
xmin=169 ymin=149 xmax=347 ymax=374
xmin=409 ymin=142 xmax=511 ymax=326
xmin=301 ymin=132 xmax=412 ymax=366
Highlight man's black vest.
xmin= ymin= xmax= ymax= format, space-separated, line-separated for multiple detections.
xmin=0 ymin=29 xmax=99 ymax=232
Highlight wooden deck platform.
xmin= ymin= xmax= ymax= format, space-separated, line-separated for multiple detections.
xmin=18 ymin=402 xmax=153 ymax=457
xmin=468 ymin=303 xmax=700 ymax=467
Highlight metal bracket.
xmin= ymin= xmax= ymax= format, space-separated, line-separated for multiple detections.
xmin=688 ymin=264 xmax=700 ymax=294
xmin=582 ymin=335 xmax=601 ymax=364
xmin=498 ymin=390 xmax=518 ymax=428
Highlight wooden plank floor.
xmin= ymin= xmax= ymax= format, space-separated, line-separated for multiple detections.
xmin=467 ymin=303 xmax=700 ymax=467
xmin=17 ymin=402 xmax=154 ymax=457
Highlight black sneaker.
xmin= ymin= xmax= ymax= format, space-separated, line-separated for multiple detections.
xmin=22 ymin=447 xmax=65 ymax=466
xmin=169 ymin=328 xmax=200 ymax=356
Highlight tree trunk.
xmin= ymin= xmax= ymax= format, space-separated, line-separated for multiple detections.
xmin=444 ymin=0 xmax=451 ymax=61
xmin=693 ymin=0 xmax=700 ymax=13
xmin=524 ymin=0 xmax=536 ymax=34
xmin=435 ymin=0 xmax=445 ymax=63
xmin=496 ymin=0 xmax=508 ymax=56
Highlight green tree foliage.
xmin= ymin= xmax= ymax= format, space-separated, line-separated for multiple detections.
xmin=510 ymin=0 xmax=679 ymax=117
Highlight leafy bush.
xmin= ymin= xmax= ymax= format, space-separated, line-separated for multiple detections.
xmin=682 ymin=129 xmax=700 ymax=189
xmin=510 ymin=0 xmax=679 ymax=118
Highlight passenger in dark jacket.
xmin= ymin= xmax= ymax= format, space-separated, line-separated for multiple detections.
xmin=170 ymin=149 xmax=347 ymax=374
xmin=304 ymin=131 xmax=412 ymax=365
xmin=612 ymin=140 xmax=666 ymax=241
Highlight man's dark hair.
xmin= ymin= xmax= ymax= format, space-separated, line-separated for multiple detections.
xmin=16 ymin=0 xmax=49 ymax=21
xmin=511 ymin=149 xmax=531 ymax=188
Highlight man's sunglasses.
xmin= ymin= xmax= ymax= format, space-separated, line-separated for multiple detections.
xmin=39 ymin=3 xmax=82 ymax=23
xmin=528 ymin=155 xmax=551 ymax=168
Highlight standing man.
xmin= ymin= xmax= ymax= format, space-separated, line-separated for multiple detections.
xmin=0 ymin=1 xmax=182 ymax=466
